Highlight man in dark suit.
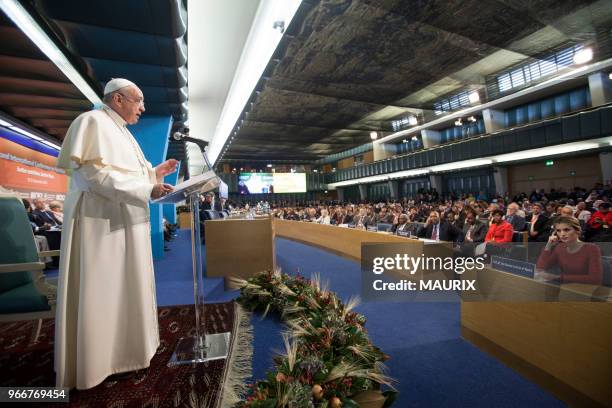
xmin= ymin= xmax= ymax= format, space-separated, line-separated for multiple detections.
xmin=462 ymin=210 xmax=488 ymax=244
xmin=527 ymin=202 xmax=549 ymax=242
xmin=417 ymin=210 xmax=463 ymax=242
xmin=391 ymin=214 xmax=410 ymax=234
xmin=504 ymin=202 xmax=525 ymax=232
xmin=32 ymin=198 xmax=61 ymax=226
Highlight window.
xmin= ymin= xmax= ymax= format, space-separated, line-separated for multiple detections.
xmin=433 ymin=90 xmax=474 ymax=116
xmin=496 ymin=44 xmax=584 ymax=94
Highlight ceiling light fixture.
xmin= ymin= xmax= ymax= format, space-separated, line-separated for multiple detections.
xmin=467 ymin=116 xmax=477 ymax=122
xmin=408 ymin=116 xmax=418 ymax=126
xmin=207 ymin=0 xmax=303 ymax=164
xmin=266 ymin=163 xmax=272 ymax=168
xmin=468 ymin=91 xmax=480 ymax=104
xmin=454 ymin=119 xmax=463 ymax=127
xmin=412 ymin=136 xmax=418 ymax=141
xmin=0 ymin=0 xmax=102 ymax=106
xmin=370 ymin=131 xmax=378 ymax=140
xmin=573 ymin=47 xmax=593 ymax=65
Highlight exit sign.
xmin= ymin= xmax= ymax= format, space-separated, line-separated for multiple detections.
xmin=545 ymin=160 xmax=554 ymax=166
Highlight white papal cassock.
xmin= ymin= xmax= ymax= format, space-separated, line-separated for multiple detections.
xmin=54 ymin=105 xmax=160 ymax=389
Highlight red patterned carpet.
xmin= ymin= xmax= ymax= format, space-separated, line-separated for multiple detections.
xmin=0 ymin=302 xmax=236 ymax=407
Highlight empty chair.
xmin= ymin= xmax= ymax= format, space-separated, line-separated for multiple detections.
xmin=0 ymin=193 xmax=59 ymax=342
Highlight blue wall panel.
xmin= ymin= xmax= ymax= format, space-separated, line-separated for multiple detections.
xmin=129 ymin=115 xmax=173 ymax=260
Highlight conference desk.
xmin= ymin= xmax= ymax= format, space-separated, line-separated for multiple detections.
xmin=274 ymin=218 xmax=447 ymax=255
xmin=205 ymin=216 xmax=275 ymax=288
xmin=461 ymin=267 xmax=612 ymax=407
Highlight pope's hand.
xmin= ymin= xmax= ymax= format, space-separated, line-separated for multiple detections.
xmin=155 ymin=159 xmax=179 ymax=178
xmin=151 ymin=183 xmax=174 ymax=199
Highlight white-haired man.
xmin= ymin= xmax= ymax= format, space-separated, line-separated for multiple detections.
xmin=54 ymin=78 xmax=178 ymax=389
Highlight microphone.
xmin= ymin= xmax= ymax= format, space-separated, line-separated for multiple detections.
xmin=171 ymin=131 xmax=209 ymax=151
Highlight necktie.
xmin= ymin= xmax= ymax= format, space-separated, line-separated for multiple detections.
xmin=531 ymin=215 xmax=537 ymax=233
xmin=432 ymin=224 xmax=438 ymax=240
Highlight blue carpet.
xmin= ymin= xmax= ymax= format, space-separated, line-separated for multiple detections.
xmin=267 ymin=237 xmax=566 ymax=408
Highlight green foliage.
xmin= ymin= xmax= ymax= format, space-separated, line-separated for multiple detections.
xmin=236 ymin=271 xmax=397 ymax=407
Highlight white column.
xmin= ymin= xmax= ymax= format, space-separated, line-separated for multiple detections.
xmin=588 ymin=72 xmax=612 ymax=106
xmin=482 ymin=108 xmax=505 ymax=133
xmin=421 ymin=129 xmax=442 ymax=148
xmin=600 ymin=152 xmax=612 ymax=185
xmin=388 ymin=180 xmax=399 ymax=199
xmin=372 ymin=140 xmax=395 ymax=161
xmin=429 ymin=175 xmax=443 ymax=193
xmin=336 ymin=187 xmax=345 ymax=203
xmin=358 ymin=184 xmax=367 ymax=201
xmin=493 ymin=166 xmax=509 ymax=196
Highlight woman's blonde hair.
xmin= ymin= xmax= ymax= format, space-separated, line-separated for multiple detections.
xmin=553 ymin=216 xmax=581 ymax=233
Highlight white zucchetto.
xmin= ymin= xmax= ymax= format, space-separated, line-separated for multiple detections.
xmin=103 ymin=78 xmax=137 ymax=95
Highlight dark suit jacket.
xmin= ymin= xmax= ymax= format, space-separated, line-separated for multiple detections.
xmin=527 ymin=213 xmax=549 ymax=241
xmin=417 ymin=221 xmax=463 ymax=242
xmin=32 ymin=210 xmax=59 ymax=226
xmin=462 ymin=220 xmax=488 ymax=243
xmin=505 ymin=214 xmax=525 ymax=231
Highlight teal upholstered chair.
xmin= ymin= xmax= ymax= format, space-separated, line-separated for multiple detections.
xmin=0 ymin=193 xmax=59 ymax=342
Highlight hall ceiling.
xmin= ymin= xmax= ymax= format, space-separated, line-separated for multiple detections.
xmin=223 ymin=0 xmax=612 ymax=162
xmin=0 ymin=0 xmax=188 ymax=162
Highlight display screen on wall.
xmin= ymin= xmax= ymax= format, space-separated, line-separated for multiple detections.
xmin=238 ymin=173 xmax=306 ymax=194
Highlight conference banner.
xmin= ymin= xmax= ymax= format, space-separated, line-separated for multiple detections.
xmin=0 ymin=137 xmax=68 ymax=197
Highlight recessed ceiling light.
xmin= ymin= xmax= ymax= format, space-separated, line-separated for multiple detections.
xmin=408 ymin=116 xmax=418 ymax=126
xmin=573 ymin=47 xmax=593 ymax=64
xmin=267 ymin=163 xmax=272 ymax=168
xmin=370 ymin=131 xmax=378 ymax=140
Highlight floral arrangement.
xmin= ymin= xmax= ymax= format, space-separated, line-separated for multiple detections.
xmin=233 ymin=270 xmax=397 ymax=408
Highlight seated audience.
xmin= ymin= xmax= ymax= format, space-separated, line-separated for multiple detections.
xmin=574 ymin=201 xmax=591 ymax=223
xmin=316 ymin=209 xmax=331 ymax=224
xmin=392 ymin=214 xmax=410 ymax=234
xmin=527 ymin=203 xmax=549 ymax=242
xmin=463 ymin=210 xmax=488 ymax=244
xmin=417 ymin=210 xmax=463 ymax=242
xmin=586 ymin=202 xmax=611 ymax=241
xmin=504 ymin=202 xmax=525 ymax=231
xmin=31 ymin=198 xmax=60 ymax=226
xmin=49 ymin=201 xmax=64 ymax=224
xmin=485 ymin=209 xmax=513 ymax=244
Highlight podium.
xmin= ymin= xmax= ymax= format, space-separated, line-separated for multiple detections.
xmin=152 ymin=169 xmax=230 ymax=365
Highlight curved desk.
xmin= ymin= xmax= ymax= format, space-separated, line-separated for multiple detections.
xmin=461 ymin=267 xmax=612 ymax=407
xmin=273 ymin=219 xmax=443 ymax=260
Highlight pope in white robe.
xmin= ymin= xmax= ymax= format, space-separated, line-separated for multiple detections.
xmin=54 ymin=79 xmax=177 ymax=389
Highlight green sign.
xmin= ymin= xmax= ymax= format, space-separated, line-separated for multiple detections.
xmin=545 ymin=160 xmax=554 ymax=166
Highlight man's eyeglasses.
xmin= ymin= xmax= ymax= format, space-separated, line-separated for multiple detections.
xmin=117 ymin=92 xmax=145 ymax=107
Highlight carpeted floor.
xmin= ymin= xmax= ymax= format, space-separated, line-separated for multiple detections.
xmin=0 ymin=302 xmax=235 ymax=407
xmin=268 ymin=237 xmax=566 ymax=408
